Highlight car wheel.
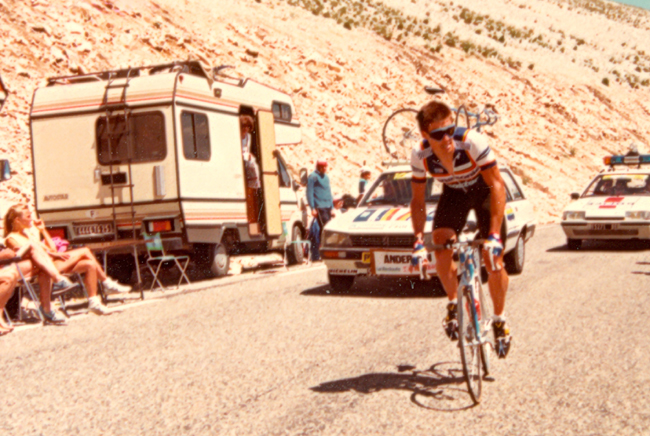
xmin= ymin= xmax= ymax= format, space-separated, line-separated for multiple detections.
xmin=210 ymin=243 xmax=230 ymax=277
xmin=286 ymin=224 xmax=304 ymax=265
xmin=328 ymin=274 xmax=355 ymax=292
xmin=567 ymin=238 xmax=582 ymax=250
xmin=504 ymin=234 xmax=525 ymax=274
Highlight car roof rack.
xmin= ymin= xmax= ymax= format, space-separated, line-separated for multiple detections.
xmin=381 ymin=160 xmax=411 ymax=168
xmin=604 ymin=154 xmax=650 ymax=169
xmin=46 ymin=60 xmax=211 ymax=86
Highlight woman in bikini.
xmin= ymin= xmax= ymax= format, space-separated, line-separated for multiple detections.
xmin=4 ymin=204 xmax=131 ymax=315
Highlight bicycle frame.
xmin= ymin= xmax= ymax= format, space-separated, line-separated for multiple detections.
xmin=430 ymin=239 xmax=493 ymax=403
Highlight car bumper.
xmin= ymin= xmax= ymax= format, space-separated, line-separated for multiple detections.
xmin=561 ymin=221 xmax=650 ymax=240
xmin=322 ymin=248 xmax=438 ymax=278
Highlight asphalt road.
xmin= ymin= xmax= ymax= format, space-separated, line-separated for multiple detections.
xmin=1 ymin=224 xmax=649 ymax=435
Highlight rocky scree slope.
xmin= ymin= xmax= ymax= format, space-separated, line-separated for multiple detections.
xmin=0 ymin=0 xmax=649 ymax=224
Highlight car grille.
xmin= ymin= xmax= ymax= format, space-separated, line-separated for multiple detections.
xmin=573 ymin=229 xmax=638 ymax=236
xmin=350 ymin=235 xmax=413 ymax=248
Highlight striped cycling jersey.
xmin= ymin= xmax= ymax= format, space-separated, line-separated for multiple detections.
xmin=410 ymin=127 xmax=497 ymax=189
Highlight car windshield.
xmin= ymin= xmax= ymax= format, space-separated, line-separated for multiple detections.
xmin=359 ymin=171 xmax=442 ymax=206
xmin=583 ymin=174 xmax=650 ymax=197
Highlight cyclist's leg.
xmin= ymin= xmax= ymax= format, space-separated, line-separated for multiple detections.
xmin=432 ymin=227 xmax=458 ymax=299
xmin=432 ymin=185 xmax=470 ymax=300
xmin=476 ymin=194 xmax=511 ymax=357
xmin=474 ymin=186 xmax=509 ymax=316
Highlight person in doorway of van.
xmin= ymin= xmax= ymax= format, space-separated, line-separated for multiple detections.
xmin=240 ymin=115 xmax=263 ymax=232
xmin=307 ymin=158 xmax=334 ymax=261
xmin=409 ymin=100 xmax=512 ymax=359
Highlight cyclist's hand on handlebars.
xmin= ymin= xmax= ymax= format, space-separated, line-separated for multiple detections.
xmin=410 ymin=235 xmax=428 ymax=270
xmin=484 ymin=233 xmax=503 ymax=271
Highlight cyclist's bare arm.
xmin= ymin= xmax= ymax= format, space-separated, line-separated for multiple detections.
xmin=410 ymin=179 xmax=427 ymax=240
xmin=480 ymin=165 xmax=507 ymax=237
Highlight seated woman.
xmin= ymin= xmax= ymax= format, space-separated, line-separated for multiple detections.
xmin=4 ymin=204 xmax=131 ymax=316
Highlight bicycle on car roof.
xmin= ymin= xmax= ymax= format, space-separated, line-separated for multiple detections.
xmin=381 ymin=87 xmax=499 ymax=161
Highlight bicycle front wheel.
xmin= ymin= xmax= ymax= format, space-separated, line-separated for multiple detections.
xmin=458 ymin=285 xmax=483 ymax=404
xmin=475 ymin=272 xmax=493 ymax=376
xmin=382 ymin=108 xmax=420 ymax=160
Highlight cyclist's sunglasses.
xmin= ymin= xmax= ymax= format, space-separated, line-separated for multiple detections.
xmin=429 ymin=124 xmax=456 ymax=141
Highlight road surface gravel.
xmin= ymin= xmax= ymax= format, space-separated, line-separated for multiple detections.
xmin=1 ymin=224 xmax=648 ymax=435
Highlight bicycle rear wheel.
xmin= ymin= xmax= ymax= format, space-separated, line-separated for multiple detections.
xmin=382 ymin=108 xmax=420 ymax=160
xmin=458 ymin=285 xmax=482 ymax=404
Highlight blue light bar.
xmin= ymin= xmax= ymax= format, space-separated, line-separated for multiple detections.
xmin=604 ymin=155 xmax=650 ymax=165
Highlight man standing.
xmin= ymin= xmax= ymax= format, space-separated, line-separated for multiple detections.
xmin=356 ymin=167 xmax=371 ymax=203
xmin=307 ymin=158 xmax=333 ymax=261
xmin=409 ymin=100 xmax=512 ymax=358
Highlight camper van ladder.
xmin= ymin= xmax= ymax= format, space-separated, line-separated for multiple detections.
xmin=101 ymin=69 xmax=137 ymax=242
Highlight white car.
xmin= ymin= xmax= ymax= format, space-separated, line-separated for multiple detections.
xmin=562 ymin=154 xmax=650 ymax=250
xmin=322 ymin=164 xmax=537 ymax=291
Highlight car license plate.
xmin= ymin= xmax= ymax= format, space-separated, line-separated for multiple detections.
xmin=74 ymin=223 xmax=114 ymax=236
xmin=590 ymin=223 xmax=617 ymax=230
xmin=371 ymin=249 xmax=436 ymax=276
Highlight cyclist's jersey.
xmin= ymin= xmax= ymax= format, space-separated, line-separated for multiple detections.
xmin=410 ymin=127 xmax=497 ymax=189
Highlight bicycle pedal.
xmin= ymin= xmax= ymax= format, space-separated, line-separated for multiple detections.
xmin=495 ymin=337 xmax=511 ymax=359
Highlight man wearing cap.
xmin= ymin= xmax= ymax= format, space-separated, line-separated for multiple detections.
xmin=307 ymin=159 xmax=334 ymax=261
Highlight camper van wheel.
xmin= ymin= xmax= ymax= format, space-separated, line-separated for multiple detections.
xmin=210 ymin=243 xmax=230 ymax=277
xmin=286 ymin=224 xmax=305 ymax=265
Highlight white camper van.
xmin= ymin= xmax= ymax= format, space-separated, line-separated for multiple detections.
xmin=29 ymin=61 xmax=307 ymax=279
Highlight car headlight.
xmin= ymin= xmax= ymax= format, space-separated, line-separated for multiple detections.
xmin=562 ymin=211 xmax=585 ymax=220
xmin=322 ymin=231 xmax=352 ymax=247
xmin=625 ymin=211 xmax=650 ymax=220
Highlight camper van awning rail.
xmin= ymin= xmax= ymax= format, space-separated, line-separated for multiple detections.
xmin=46 ymin=60 xmax=211 ymax=86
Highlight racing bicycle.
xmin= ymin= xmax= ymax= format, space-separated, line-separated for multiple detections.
xmin=429 ymin=237 xmax=495 ymax=404
xmin=382 ymin=87 xmax=499 ymax=160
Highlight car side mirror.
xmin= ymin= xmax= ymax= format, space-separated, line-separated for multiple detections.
xmin=0 ymin=74 xmax=7 ymax=112
xmin=299 ymin=167 xmax=308 ymax=187
xmin=570 ymin=192 xmax=580 ymax=200
xmin=292 ymin=179 xmax=300 ymax=192
xmin=0 ymin=160 xmax=11 ymax=182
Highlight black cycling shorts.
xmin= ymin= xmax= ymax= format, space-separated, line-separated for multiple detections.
xmin=433 ymin=177 xmax=491 ymax=238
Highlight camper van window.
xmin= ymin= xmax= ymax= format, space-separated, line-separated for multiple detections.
xmin=271 ymin=102 xmax=292 ymax=122
xmin=181 ymin=111 xmax=211 ymax=161
xmin=278 ymin=158 xmax=291 ymax=188
xmin=96 ymin=111 xmax=166 ymax=164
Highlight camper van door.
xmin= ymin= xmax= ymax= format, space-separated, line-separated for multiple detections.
xmin=257 ymin=110 xmax=282 ymax=237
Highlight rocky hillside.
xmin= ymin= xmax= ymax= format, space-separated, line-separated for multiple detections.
xmin=1 ymin=0 xmax=649 ymax=223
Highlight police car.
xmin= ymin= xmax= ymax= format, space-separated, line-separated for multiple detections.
xmin=562 ymin=154 xmax=650 ymax=250
xmin=322 ymin=163 xmax=537 ymax=291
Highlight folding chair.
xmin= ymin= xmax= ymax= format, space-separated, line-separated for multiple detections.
xmin=143 ymin=232 xmax=190 ymax=291
xmin=50 ymin=272 xmax=88 ymax=317
xmin=10 ymin=263 xmax=45 ymax=323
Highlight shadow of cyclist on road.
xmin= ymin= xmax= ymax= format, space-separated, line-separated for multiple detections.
xmin=310 ymin=362 xmax=485 ymax=411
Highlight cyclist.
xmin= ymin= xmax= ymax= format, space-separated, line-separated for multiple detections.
xmin=409 ymin=100 xmax=511 ymax=358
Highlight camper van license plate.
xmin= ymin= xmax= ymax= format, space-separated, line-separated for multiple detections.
xmin=74 ymin=223 xmax=113 ymax=236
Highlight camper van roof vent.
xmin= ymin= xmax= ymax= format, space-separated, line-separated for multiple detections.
xmin=46 ymin=60 xmax=211 ymax=86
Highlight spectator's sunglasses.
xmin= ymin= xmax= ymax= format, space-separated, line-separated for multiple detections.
xmin=429 ymin=124 xmax=456 ymax=141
